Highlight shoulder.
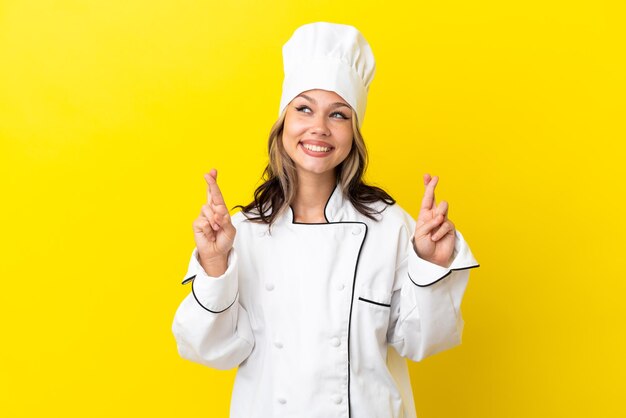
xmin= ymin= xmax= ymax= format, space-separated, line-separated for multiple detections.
xmin=354 ymin=201 xmax=415 ymax=265
xmin=231 ymin=210 xmax=247 ymax=226
xmin=380 ymin=201 xmax=411 ymax=220
xmin=230 ymin=209 xmax=273 ymax=234
xmin=361 ymin=200 xmax=413 ymax=229
xmin=358 ymin=201 xmax=416 ymax=249
xmin=231 ymin=209 xmax=261 ymax=228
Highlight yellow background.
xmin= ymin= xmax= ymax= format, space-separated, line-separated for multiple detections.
xmin=1 ymin=0 xmax=624 ymax=417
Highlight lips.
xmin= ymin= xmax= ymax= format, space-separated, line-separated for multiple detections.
xmin=300 ymin=139 xmax=333 ymax=147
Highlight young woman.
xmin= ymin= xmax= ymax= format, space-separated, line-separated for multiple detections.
xmin=172 ymin=22 xmax=479 ymax=418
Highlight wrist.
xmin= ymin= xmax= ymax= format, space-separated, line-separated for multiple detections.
xmin=411 ymin=239 xmax=454 ymax=268
xmin=198 ymin=251 xmax=230 ymax=277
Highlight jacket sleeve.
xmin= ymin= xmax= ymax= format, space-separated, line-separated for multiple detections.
xmin=171 ymin=247 xmax=254 ymax=370
xmin=387 ymin=224 xmax=479 ymax=362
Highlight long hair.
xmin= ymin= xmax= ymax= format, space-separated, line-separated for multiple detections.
xmin=234 ymin=109 xmax=396 ymax=225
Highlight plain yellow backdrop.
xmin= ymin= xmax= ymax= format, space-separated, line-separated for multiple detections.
xmin=1 ymin=0 xmax=624 ymax=417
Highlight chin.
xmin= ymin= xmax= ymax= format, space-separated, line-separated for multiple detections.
xmin=305 ymin=168 xmax=333 ymax=175
xmin=297 ymin=164 xmax=336 ymax=176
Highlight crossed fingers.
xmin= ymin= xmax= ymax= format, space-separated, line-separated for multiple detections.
xmin=416 ymin=173 xmax=455 ymax=241
xmin=202 ymin=169 xmax=232 ymax=236
xmin=205 ymin=168 xmax=226 ymax=206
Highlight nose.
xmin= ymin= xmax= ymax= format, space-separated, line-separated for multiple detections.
xmin=309 ymin=113 xmax=330 ymax=136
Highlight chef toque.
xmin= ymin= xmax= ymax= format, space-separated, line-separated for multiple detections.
xmin=279 ymin=22 xmax=376 ymax=127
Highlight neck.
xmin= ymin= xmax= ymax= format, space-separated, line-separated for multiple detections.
xmin=291 ymin=170 xmax=336 ymax=223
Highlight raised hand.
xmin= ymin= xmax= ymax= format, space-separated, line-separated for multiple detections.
xmin=192 ymin=169 xmax=237 ymax=276
xmin=413 ymin=174 xmax=456 ymax=268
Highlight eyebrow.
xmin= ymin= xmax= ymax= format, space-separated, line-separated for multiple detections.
xmin=296 ymin=93 xmax=351 ymax=109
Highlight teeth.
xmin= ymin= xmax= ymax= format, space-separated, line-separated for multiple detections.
xmin=302 ymin=143 xmax=331 ymax=152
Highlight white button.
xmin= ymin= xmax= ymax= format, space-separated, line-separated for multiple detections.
xmin=274 ymin=341 xmax=283 ymax=349
xmin=278 ymin=398 xmax=287 ymax=404
xmin=331 ymin=337 xmax=341 ymax=347
xmin=257 ymin=230 xmax=266 ymax=237
xmin=336 ymin=283 xmax=345 ymax=291
xmin=352 ymin=226 xmax=361 ymax=235
xmin=265 ymin=283 xmax=275 ymax=291
xmin=332 ymin=395 xmax=343 ymax=404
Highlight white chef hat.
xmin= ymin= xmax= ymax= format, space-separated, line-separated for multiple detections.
xmin=278 ymin=22 xmax=376 ymax=127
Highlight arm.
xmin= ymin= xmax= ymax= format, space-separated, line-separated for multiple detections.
xmin=172 ymin=247 xmax=254 ymax=370
xmin=387 ymin=226 xmax=479 ymax=361
xmin=172 ymin=169 xmax=254 ymax=369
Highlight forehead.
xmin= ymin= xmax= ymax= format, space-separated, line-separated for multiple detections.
xmin=295 ymin=89 xmax=349 ymax=105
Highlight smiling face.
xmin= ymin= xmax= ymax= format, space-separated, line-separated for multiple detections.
xmin=281 ymin=89 xmax=354 ymax=180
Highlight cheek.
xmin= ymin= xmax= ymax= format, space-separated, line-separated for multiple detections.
xmin=337 ymin=129 xmax=354 ymax=152
xmin=283 ymin=117 xmax=305 ymax=142
xmin=336 ymin=139 xmax=354 ymax=163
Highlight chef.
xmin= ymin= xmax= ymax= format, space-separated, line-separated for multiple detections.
xmin=172 ymin=22 xmax=479 ymax=418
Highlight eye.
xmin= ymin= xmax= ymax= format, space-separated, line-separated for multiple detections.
xmin=295 ymin=105 xmax=312 ymax=113
xmin=331 ymin=111 xmax=349 ymax=120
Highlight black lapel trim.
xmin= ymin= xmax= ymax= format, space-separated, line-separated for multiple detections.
xmin=283 ymin=219 xmax=367 ymax=418
xmin=277 ymin=183 xmax=364 ymax=417
xmin=408 ymin=264 xmax=480 ymax=288
xmin=358 ymin=296 xmax=391 ymax=308
xmin=190 ymin=277 xmax=238 ymax=314
xmin=322 ymin=184 xmax=337 ymax=223
xmin=346 ymin=222 xmax=367 ymax=418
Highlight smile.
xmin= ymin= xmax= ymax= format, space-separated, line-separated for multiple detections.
xmin=302 ymin=143 xmax=332 ymax=152
xmin=299 ymin=142 xmax=334 ymax=158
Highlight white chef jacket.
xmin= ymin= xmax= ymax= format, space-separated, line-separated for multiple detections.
xmin=172 ymin=183 xmax=479 ymax=418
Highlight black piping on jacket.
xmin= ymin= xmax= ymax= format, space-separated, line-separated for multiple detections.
xmin=290 ymin=185 xmax=368 ymax=418
xmin=407 ymin=264 xmax=480 ymax=288
xmin=177 ymin=183 xmax=479 ymax=417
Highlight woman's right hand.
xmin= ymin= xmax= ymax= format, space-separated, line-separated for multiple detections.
xmin=192 ymin=168 xmax=237 ymax=276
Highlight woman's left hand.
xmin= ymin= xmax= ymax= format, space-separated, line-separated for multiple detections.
xmin=413 ymin=174 xmax=456 ymax=268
